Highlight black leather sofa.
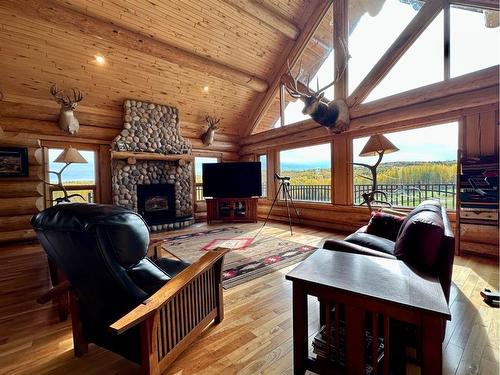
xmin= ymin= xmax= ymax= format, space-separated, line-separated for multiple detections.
xmin=323 ymin=200 xmax=455 ymax=303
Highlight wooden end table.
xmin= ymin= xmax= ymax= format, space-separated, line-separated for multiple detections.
xmin=285 ymin=249 xmax=451 ymax=375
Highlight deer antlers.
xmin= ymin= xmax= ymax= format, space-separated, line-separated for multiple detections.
xmin=205 ymin=115 xmax=221 ymax=129
xmin=50 ymin=84 xmax=84 ymax=107
xmin=283 ymin=38 xmax=350 ymax=98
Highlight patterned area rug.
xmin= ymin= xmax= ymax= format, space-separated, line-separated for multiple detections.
xmin=156 ymin=226 xmax=317 ymax=288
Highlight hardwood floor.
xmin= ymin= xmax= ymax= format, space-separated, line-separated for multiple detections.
xmin=0 ymin=222 xmax=498 ymax=375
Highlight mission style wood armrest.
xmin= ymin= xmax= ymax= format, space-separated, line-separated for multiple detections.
xmin=108 ymin=249 xmax=228 ymax=374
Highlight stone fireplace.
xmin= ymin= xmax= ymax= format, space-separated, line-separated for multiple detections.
xmin=111 ymin=99 xmax=194 ymax=231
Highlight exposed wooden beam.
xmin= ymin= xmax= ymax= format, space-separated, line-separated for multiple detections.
xmin=222 ymin=0 xmax=300 ymax=40
xmin=451 ymin=0 xmax=500 ymax=10
xmin=6 ymin=0 xmax=269 ymax=93
xmin=240 ymin=68 xmax=499 ymax=153
xmin=333 ymin=0 xmax=349 ymax=100
xmin=241 ymin=0 xmax=333 ymax=137
xmin=347 ymin=0 xmax=445 ymax=108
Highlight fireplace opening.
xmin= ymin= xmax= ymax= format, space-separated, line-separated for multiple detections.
xmin=137 ymin=184 xmax=175 ymax=225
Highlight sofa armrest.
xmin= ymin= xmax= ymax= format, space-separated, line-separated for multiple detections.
xmin=322 ymin=239 xmax=397 ymax=259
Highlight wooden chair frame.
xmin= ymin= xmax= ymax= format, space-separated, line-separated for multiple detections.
xmin=40 ymin=249 xmax=228 ymax=375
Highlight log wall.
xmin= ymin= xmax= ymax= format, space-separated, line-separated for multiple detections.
xmin=0 ymin=115 xmax=239 ymax=244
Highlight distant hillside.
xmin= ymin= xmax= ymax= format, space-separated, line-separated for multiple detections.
xmin=279 ymin=161 xmax=456 ymax=185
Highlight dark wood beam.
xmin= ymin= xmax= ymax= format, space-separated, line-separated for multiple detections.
xmin=451 ymin=0 xmax=500 ymax=10
xmin=6 ymin=0 xmax=269 ymax=93
xmin=347 ymin=0 xmax=445 ymax=108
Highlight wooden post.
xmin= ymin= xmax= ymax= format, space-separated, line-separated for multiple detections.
xmin=421 ymin=315 xmax=444 ymax=375
xmin=333 ymin=0 xmax=348 ymax=100
xmin=292 ymin=283 xmax=308 ymax=375
xmin=69 ymin=292 xmax=88 ymax=357
xmin=140 ymin=314 xmax=160 ymax=375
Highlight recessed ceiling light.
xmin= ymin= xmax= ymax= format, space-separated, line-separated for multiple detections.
xmin=95 ymin=55 xmax=106 ymax=65
xmin=203 ymin=86 xmax=209 ymax=92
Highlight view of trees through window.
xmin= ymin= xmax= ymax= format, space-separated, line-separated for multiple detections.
xmin=352 ymin=122 xmax=458 ymax=209
xmin=259 ymin=154 xmax=267 ymax=198
xmin=279 ymin=143 xmax=331 ymax=203
xmin=195 ymin=156 xmax=218 ymax=200
xmin=48 ymin=148 xmax=96 ymax=204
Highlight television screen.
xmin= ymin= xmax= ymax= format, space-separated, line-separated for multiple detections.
xmin=202 ymin=162 xmax=262 ymax=198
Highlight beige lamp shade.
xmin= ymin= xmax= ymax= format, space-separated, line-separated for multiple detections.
xmin=54 ymin=146 xmax=87 ymax=164
xmin=359 ymin=134 xmax=399 ymax=157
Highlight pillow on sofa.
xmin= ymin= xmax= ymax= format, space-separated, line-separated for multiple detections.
xmin=366 ymin=211 xmax=405 ymax=241
xmin=394 ymin=209 xmax=444 ymax=270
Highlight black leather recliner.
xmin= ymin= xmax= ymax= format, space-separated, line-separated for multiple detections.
xmin=31 ymin=203 xmax=226 ymax=373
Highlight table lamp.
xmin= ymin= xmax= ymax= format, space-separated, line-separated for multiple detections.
xmin=45 ymin=146 xmax=88 ymax=204
xmin=353 ymin=134 xmax=399 ymax=210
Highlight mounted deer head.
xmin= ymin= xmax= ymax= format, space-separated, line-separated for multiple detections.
xmin=282 ymin=39 xmax=350 ymax=133
xmin=50 ymin=84 xmax=84 ymax=134
xmin=201 ymin=116 xmax=220 ymax=146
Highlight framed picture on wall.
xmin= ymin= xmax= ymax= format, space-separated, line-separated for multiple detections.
xmin=0 ymin=147 xmax=29 ymax=177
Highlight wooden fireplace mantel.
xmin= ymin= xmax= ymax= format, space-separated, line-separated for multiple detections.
xmin=111 ymin=151 xmax=194 ymax=165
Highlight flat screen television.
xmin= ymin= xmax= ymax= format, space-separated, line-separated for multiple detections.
xmin=202 ymin=162 xmax=262 ymax=198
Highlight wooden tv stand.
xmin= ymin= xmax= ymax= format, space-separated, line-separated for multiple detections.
xmin=206 ymin=197 xmax=258 ymax=224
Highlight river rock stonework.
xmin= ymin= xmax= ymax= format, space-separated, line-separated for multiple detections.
xmin=111 ymin=100 xmax=193 ymax=231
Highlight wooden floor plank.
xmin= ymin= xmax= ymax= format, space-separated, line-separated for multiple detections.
xmin=0 ymin=221 xmax=498 ymax=374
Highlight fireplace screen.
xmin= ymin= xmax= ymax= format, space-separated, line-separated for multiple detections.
xmin=145 ymin=196 xmax=169 ymax=212
xmin=137 ymin=184 xmax=176 ymax=225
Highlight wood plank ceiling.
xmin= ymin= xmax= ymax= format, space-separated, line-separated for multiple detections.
xmin=0 ymin=0 xmax=319 ymax=136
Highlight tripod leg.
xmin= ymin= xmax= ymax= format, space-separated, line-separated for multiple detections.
xmin=283 ymin=183 xmax=293 ymax=236
xmin=262 ymin=182 xmax=283 ymax=229
xmin=286 ymin=186 xmax=301 ymax=224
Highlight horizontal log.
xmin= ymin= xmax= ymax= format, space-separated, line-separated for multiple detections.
xmin=240 ymin=84 xmax=500 ymax=155
xmin=6 ymin=0 xmax=268 ymax=93
xmin=0 ymin=197 xmax=44 ymax=216
xmin=223 ymin=0 xmax=300 ymax=40
xmin=0 ymin=229 xmax=37 ymax=244
xmin=188 ymin=138 xmax=239 ymax=153
xmin=0 ymin=133 xmax=41 ymax=148
xmin=0 ymin=181 xmax=43 ymax=198
xmin=350 ymin=85 xmax=499 ymax=132
xmin=0 ymin=101 xmax=121 ymax=129
xmin=111 ymin=151 xmax=194 ymax=162
xmin=0 ymin=215 xmax=34 ymax=231
xmin=0 ymin=117 xmax=118 ymax=141
xmin=452 ymin=0 xmax=500 ymax=10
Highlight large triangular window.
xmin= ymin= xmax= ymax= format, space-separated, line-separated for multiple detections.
xmin=364 ymin=10 xmax=444 ymax=102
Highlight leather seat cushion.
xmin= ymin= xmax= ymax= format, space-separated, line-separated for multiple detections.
xmin=154 ymin=257 xmax=191 ymax=278
xmin=344 ymin=232 xmax=395 ymax=256
xmin=127 ymin=258 xmax=171 ymax=295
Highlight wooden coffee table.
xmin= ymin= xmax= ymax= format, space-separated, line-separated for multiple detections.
xmin=285 ymin=249 xmax=451 ymax=375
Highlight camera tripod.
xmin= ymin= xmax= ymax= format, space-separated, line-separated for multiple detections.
xmin=260 ymin=173 xmax=301 ymax=236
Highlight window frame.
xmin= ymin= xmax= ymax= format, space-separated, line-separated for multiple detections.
xmin=277 ymin=141 xmax=334 ymax=204
xmin=193 ymin=154 xmax=221 ymax=202
xmin=41 ymin=141 xmax=100 ymax=207
xmin=350 ymin=121 xmax=460 ymax=211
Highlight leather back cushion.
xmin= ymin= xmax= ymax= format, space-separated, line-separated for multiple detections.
xmin=394 ymin=208 xmax=444 ymax=270
xmin=344 ymin=232 xmax=395 ymax=256
xmin=366 ymin=211 xmax=405 ymax=241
